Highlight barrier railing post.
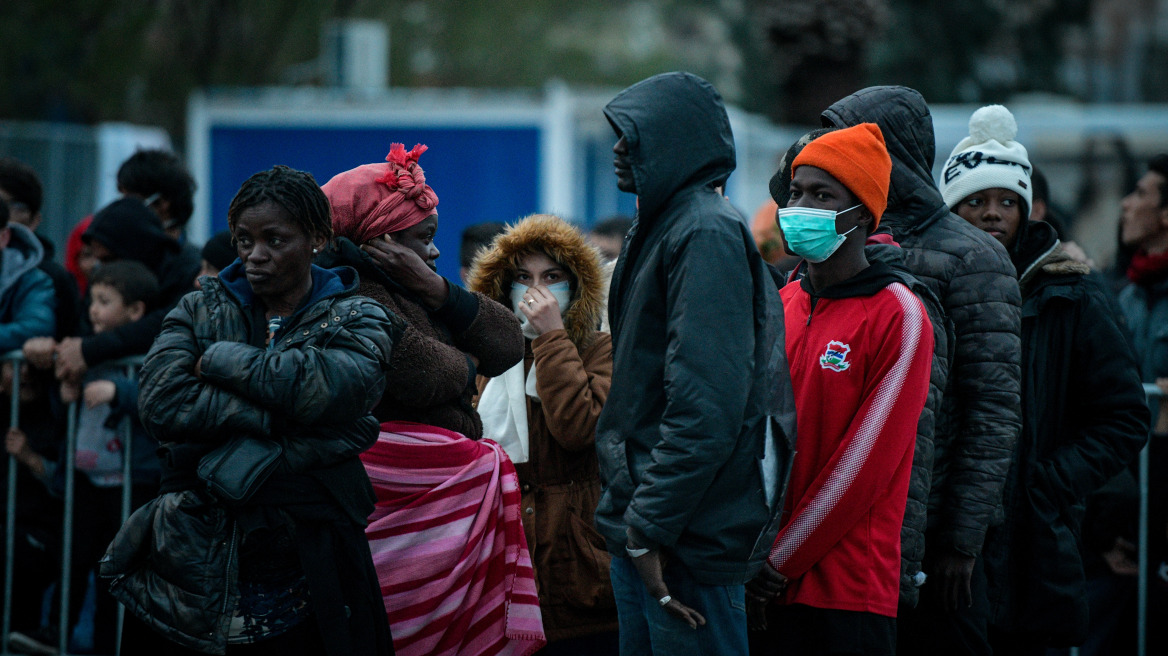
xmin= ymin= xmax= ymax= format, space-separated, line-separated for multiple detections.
xmin=2 ymin=351 xmax=22 ymax=653
xmin=1 ymin=353 xmax=144 ymax=655
xmin=114 ymin=359 xmax=139 ymax=656
xmin=1139 ymin=438 xmax=1149 ymax=656
xmin=58 ymin=399 xmax=77 ymax=655
xmin=1138 ymin=382 xmax=1163 ymax=656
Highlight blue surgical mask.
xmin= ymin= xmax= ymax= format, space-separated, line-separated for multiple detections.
xmin=777 ymin=204 xmax=862 ymax=263
xmin=510 ymin=281 xmax=572 ymax=339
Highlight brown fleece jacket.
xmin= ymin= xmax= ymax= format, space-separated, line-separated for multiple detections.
xmin=321 ymin=237 xmax=523 ymax=440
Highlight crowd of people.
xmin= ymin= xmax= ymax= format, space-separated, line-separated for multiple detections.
xmin=0 ymin=70 xmax=1165 ymax=656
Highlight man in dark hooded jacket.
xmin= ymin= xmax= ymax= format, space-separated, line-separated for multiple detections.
xmin=821 ymin=86 xmax=1022 ymax=654
xmin=595 ymin=71 xmax=795 ymax=656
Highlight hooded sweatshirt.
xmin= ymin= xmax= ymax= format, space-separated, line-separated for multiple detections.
xmin=81 ymin=198 xmax=200 ymax=366
xmin=595 ymin=72 xmax=796 ymax=585
xmin=0 ymin=222 xmax=56 ymax=352
xmin=822 ymin=86 xmax=1022 ymax=563
xmin=770 ymin=262 xmax=933 ymax=617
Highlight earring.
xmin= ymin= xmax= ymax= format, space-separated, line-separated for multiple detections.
xmin=312 ymin=247 xmax=319 ymax=254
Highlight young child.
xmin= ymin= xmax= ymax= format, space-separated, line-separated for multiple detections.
xmin=8 ymin=259 xmax=161 ymax=654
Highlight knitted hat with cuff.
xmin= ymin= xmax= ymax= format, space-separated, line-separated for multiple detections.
xmin=939 ymin=105 xmax=1032 ymax=217
xmin=791 ymin=122 xmax=892 ymax=227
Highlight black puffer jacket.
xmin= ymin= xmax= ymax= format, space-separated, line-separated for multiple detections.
xmin=822 ymin=87 xmax=1022 ymax=574
xmin=595 ymin=72 xmax=796 ymax=586
xmin=104 ymin=262 xmax=401 ymax=655
xmin=981 ymin=222 xmax=1149 ymax=646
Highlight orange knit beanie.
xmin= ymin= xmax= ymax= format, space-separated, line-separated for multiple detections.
xmin=791 ymin=122 xmax=891 ymax=227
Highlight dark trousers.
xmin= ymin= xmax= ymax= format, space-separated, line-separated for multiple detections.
xmin=897 ymin=551 xmax=992 ymax=656
xmin=609 ymin=555 xmax=748 ymax=656
xmin=66 ymin=477 xmax=155 ymax=653
xmin=749 ymin=602 xmax=896 ymax=656
xmin=537 ymin=631 xmax=620 ymax=655
xmin=0 ymin=522 xmax=57 ymax=634
xmin=986 ymin=627 xmax=1050 ymax=656
xmin=121 ymin=611 xmax=327 ymax=655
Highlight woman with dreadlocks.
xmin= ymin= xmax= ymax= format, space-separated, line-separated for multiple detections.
xmin=103 ymin=165 xmax=401 ymax=655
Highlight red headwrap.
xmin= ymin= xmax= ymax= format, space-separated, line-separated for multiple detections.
xmin=323 ymin=143 xmax=440 ymax=244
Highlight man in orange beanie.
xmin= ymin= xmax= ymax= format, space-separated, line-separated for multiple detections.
xmin=747 ymin=123 xmax=935 ymax=656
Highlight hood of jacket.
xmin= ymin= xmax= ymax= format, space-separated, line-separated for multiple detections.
xmin=1011 ymin=220 xmax=1089 ymax=293
xmin=217 ymin=258 xmax=358 ymax=318
xmin=798 ymin=260 xmax=904 ymax=300
xmin=603 ymin=72 xmax=736 ymax=221
xmin=466 ymin=213 xmax=605 ymax=351
xmin=821 ymin=86 xmax=949 ymax=235
xmin=1 ymin=223 xmax=44 ymax=293
xmin=85 ymin=198 xmax=180 ymax=271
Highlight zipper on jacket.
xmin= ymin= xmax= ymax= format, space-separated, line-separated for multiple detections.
xmin=806 ymin=296 xmax=820 ymax=325
xmin=221 ymin=520 xmax=238 ymax=619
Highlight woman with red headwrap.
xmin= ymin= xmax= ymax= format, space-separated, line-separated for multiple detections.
xmin=321 ymin=144 xmax=542 ymax=656
xmin=321 ymin=143 xmax=524 ymax=438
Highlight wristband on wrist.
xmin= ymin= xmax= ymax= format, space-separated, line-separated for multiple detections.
xmin=625 ymin=545 xmax=652 ymax=558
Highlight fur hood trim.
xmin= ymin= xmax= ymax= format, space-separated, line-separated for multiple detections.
xmin=466 ymin=214 xmax=605 ymax=350
xmin=1041 ymin=249 xmax=1091 ymax=277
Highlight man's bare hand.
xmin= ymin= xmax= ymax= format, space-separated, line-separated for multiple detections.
xmin=932 ymin=551 xmax=976 ymax=611
xmin=54 ymin=338 xmax=88 ymax=384
xmin=627 ymin=549 xmax=707 ymax=629
xmin=1102 ymin=537 xmax=1139 ymax=576
xmin=746 ymin=562 xmax=788 ymax=603
xmin=22 ymin=337 xmax=57 ymax=370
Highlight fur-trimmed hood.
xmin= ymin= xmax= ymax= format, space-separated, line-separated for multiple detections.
xmin=467 ymin=214 xmax=605 ymax=350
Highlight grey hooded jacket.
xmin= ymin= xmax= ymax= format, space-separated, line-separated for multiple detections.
xmin=0 ymin=222 xmax=55 ymax=352
xmin=821 ymin=87 xmax=1023 ymax=596
xmin=595 ymin=72 xmax=796 ymax=586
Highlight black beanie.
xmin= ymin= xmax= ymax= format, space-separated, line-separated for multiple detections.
xmin=201 ymin=230 xmax=237 ymax=271
xmin=769 ymin=127 xmax=838 ymax=208
xmin=84 ymin=197 xmax=175 ymax=270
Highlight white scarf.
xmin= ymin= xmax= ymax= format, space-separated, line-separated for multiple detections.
xmin=478 ymin=360 xmax=540 ymax=464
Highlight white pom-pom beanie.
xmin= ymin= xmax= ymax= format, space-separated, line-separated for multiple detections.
xmin=939 ymin=105 xmax=1033 ymax=217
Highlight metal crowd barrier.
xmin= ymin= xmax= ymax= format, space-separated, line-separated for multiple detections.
xmin=0 ymin=358 xmax=1162 ymax=655
xmin=1 ymin=350 xmax=144 ymax=656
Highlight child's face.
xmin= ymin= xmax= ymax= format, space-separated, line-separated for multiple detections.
xmin=78 ymin=245 xmax=98 ymax=281
xmin=89 ymin=283 xmax=137 ymax=333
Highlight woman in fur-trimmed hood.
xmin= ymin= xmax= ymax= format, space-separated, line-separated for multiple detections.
xmin=469 ymin=213 xmax=606 ymax=351
xmin=468 ymin=213 xmax=619 ymax=649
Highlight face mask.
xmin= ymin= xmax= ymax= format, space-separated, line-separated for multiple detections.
xmin=511 ymin=281 xmax=572 ymax=340
xmin=777 ymin=204 xmax=862 ymax=263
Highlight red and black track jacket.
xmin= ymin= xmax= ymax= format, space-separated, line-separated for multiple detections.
xmin=769 ymin=262 xmax=933 ymax=617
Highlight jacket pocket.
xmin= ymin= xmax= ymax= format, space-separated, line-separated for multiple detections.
xmin=546 ymin=512 xmax=617 ymax=610
xmin=100 ymin=496 xmax=162 ymax=579
xmin=595 ymin=436 xmax=633 ymax=520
